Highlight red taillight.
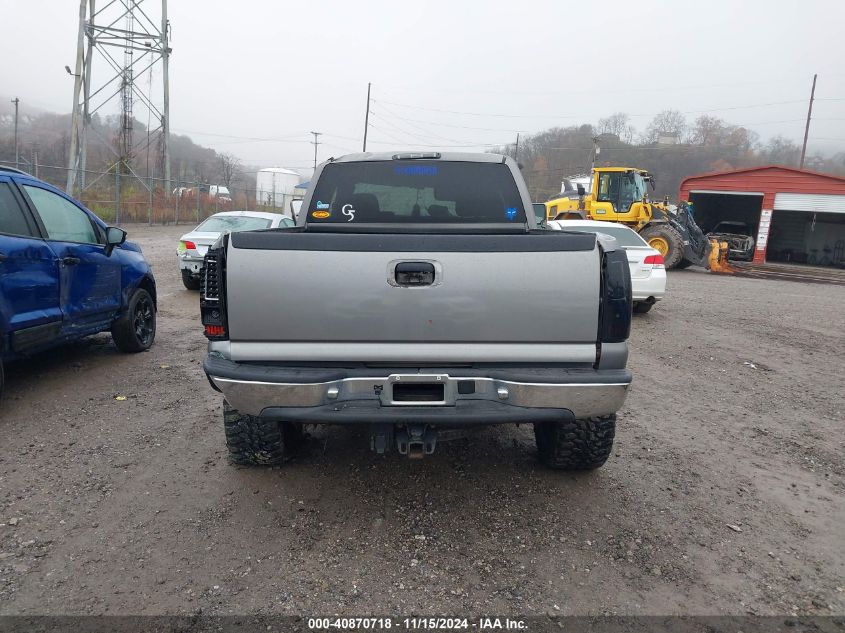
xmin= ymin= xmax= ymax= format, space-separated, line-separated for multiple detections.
xmin=184 ymin=240 xmax=197 ymax=250
xmin=644 ymin=254 xmax=665 ymax=267
xmin=204 ymin=324 xmax=226 ymax=337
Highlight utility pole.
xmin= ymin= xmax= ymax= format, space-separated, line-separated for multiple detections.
xmin=310 ymin=131 xmax=322 ymax=171
xmin=514 ymin=133 xmax=520 ymax=162
xmin=590 ymin=136 xmax=600 ymax=172
xmin=11 ymin=98 xmax=19 ymax=170
xmin=362 ymin=82 xmax=371 ymax=152
xmin=799 ymin=73 xmax=817 ymax=169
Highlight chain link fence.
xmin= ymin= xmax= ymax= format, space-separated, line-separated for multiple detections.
xmin=1 ymin=160 xmax=299 ymax=226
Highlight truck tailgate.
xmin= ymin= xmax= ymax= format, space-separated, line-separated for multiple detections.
xmin=223 ymin=231 xmax=600 ymax=363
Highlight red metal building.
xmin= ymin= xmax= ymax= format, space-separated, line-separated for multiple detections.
xmin=679 ymin=166 xmax=845 ymax=265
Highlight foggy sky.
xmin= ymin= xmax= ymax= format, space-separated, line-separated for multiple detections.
xmin=2 ymin=0 xmax=844 ymax=175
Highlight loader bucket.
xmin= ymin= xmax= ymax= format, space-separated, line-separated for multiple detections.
xmin=708 ymin=240 xmax=734 ymax=274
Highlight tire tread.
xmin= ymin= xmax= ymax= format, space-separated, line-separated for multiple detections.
xmin=534 ymin=415 xmax=616 ymax=470
xmin=223 ymin=402 xmax=297 ymax=466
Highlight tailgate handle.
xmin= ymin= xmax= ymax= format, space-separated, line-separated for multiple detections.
xmin=395 ymin=262 xmax=435 ymax=287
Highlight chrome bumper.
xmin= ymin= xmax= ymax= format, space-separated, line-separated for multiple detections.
xmin=205 ymin=360 xmax=631 ymax=421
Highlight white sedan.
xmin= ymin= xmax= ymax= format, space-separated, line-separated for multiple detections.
xmin=548 ymin=220 xmax=667 ymax=313
xmin=177 ymin=211 xmax=294 ymax=290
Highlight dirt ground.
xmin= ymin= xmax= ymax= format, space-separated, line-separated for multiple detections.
xmin=0 ymin=224 xmax=842 ymax=617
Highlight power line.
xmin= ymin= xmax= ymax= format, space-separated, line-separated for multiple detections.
xmin=375 ymin=79 xmax=807 ymax=99
xmin=369 ymin=111 xmax=469 ymax=146
xmin=171 ymin=128 xmax=309 ymax=143
xmin=365 ymin=125 xmax=507 ymax=148
xmin=373 ymin=100 xmax=528 ymax=133
xmin=375 ymin=97 xmax=809 ymax=120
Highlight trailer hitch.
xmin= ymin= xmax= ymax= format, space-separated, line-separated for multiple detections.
xmin=396 ymin=425 xmax=437 ymax=459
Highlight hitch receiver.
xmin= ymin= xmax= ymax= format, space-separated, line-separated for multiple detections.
xmin=396 ymin=425 xmax=437 ymax=459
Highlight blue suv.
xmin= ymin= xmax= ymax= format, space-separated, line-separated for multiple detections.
xmin=0 ymin=167 xmax=157 ymax=397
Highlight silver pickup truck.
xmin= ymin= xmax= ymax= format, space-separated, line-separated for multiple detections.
xmin=201 ymin=152 xmax=632 ymax=470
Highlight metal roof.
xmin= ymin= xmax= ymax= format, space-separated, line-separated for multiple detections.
xmin=681 ymin=164 xmax=845 ymax=188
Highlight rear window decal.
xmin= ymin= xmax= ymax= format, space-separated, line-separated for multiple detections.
xmin=394 ymin=165 xmax=438 ymax=177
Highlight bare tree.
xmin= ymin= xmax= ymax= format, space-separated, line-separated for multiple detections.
xmin=689 ymin=115 xmax=726 ymax=146
xmin=644 ymin=110 xmax=687 ymax=144
xmin=217 ymin=152 xmax=241 ymax=189
xmin=763 ymin=136 xmax=800 ymax=166
xmin=597 ymin=112 xmax=635 ymax=143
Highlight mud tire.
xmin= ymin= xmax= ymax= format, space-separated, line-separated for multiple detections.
xmin=534 ymin=415 xmax=616 ymax=470
xmin=223 ymin=402 xmax=302 ymax=466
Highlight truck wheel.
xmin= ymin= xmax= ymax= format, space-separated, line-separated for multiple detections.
xmin=181 ymin=269 xmax=201 ymax=290
xmin=223 ymin=401 xmax=302 ymax=466
xmin=640 ymin=224 xmax=684 ymax=269
xmin=111 ymin=288 xmax=156 ymax=353
xmin=534 ymin=415 xmax=616 ymax=470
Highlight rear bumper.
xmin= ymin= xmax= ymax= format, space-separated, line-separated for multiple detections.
xmin=203 ymin=355 xmax=631 ymax=423
xmin=178 ymin=254 xmax=204 ymax=274
xmin=632 ymin=270 xmax=666 ymax=302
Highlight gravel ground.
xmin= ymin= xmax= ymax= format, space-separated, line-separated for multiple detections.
xmin=0 ymin=224 xmax=842 ymax=617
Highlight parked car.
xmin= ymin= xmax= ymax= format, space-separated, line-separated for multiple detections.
xmin=707 ymin=221 xmax=755 ymax=261
xmin=201 ymin=152 xmax=633 ymax=470
xmin=549 ymin=219 xmax=667 ymax=313
xmin=0 ymin=166 xmax=157 ymax=398
xmin=177 ymin=211 xmax=294 ymax=290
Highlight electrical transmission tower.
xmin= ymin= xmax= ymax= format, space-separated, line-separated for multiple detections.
xmin=66 ymin=0 xmax=171 ymax=196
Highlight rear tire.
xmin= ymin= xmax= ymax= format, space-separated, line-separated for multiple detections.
xmin=111 ymin=288 xmax=156 ymax=353
xmin=223 ymin=401 xmax=302 ymax=466
xmin=633 ymin=301 xmax=654 ymax=314
xmin=534 ymin=415 xmax=616 ymax=470
xmin=181 ymin=269 xmax=201 ymax=290
xmin=640 ymin=224 xmax=684 ymax=269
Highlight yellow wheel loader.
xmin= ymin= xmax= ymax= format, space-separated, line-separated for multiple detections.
xmin=545 ymin=167 xmax=715 ymax=270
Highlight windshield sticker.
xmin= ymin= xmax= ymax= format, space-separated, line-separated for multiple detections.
xmin=393 ymin=165 xmax=438 ymax=176
xmin=311 ymin=210 xmax=330 ymax=219
xmin=315 ymin=200 xmax=330 ymax=210
xmin=341 ymin=204 xmax=356 ymax=222
xmin=505 ymin=207 xmax=517 ymax=221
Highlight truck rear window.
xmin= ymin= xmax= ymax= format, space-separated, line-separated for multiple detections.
xmin=307 ymin=161 xmax=526 ymax=224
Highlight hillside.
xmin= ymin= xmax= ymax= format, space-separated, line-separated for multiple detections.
xmin=0 ymin=98 xmax=239 ymax=188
